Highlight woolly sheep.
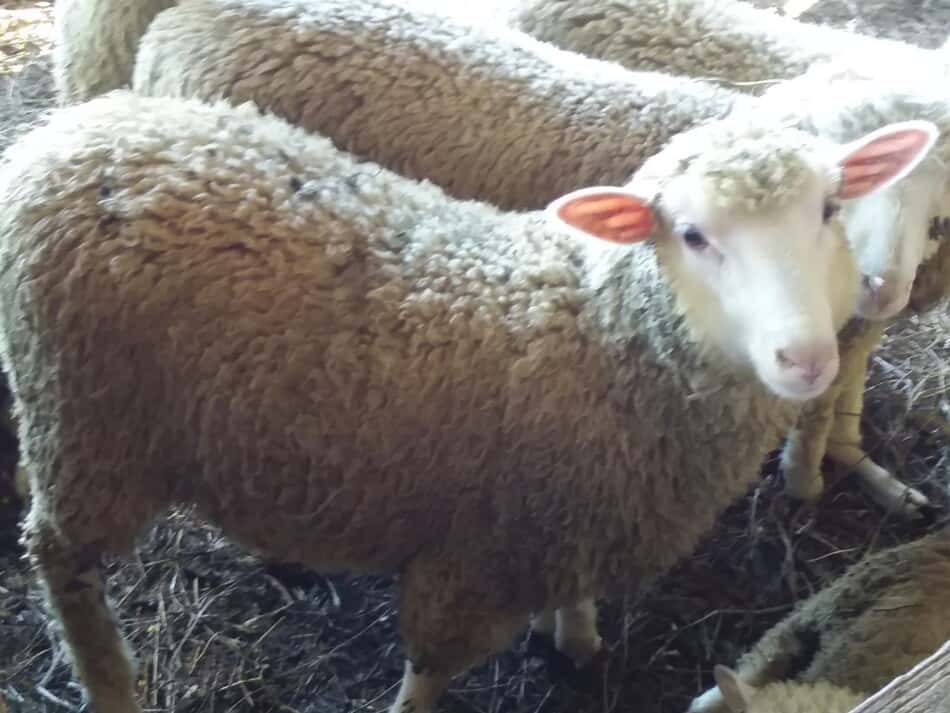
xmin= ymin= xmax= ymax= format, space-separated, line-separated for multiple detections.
xmin=509 ymin=0 xmax=943 ymax=95
xmin=511 ymin=0 xmax=950 ymax=517
xmin=95 ymin=0 xmax=946 ymax=655
xmin=52 ymin=0 xmax=176 ymax=104
xmin=687 ymin=529 xmax=950 ymax=713
xmin=740 ymin=62 xmax=950 ymax=516
xmin=0 ymin=90 xmax=926 ymax=713
xmin=129 ymin=0 xmax=749 ymax=211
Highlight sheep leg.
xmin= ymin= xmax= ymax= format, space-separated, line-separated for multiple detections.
xmin=780 ymin=384 xmax=839 ymax=501
xmin=826 ymin=366 xmax=930 ymax=518
xmin=391 ymin=662 xmax=451 ymax=713
xmin=553 ymin=598 xmax=602 ymax=667
xmin=529 ymin=607 xmax=557 ymax=637
xmin=530 ymin=600 xmax=602 ymax=667
xmin=395 ymin=557 xmax=528 ymax=713
xmin=26 ymin=523 xmax=141 ymax=713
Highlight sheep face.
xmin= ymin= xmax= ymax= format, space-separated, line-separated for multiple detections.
xmin=838 ymin=136 xmax=944 ymax=320
xmin=760 ymin=63 xmax=945 ymax=321
xmin=548 ymin=120 xmax=937 ymax=401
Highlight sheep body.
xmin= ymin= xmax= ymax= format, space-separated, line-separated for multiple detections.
xmin=689 ymin=530 xmax=950 ymax=712
xmin=510 ymin=0 xmax=941 ymax=96
xmin=130 ymin=0 xmax=745 ymax=212
xmin=52 ymin=0 xmax=176 ymax=104
xmin=1 ymin=91 xmax=861 ymax=713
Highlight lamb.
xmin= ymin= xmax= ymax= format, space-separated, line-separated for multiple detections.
xmin=687 ymin=529 xmax=950 ymax=713
xmin=52 ymin=0 xmax=176 ymax=104
xmin=736 ymin=63 xmax=950 ymax=515
xmin=509 ymin=0 xmax=946 ymax=96
xmin=510 ymin=0 xmax=950 ymax=516
xmin=0 ymin=90 xmax=928 ymax=713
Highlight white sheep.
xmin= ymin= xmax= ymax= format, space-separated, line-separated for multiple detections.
xmin=511 ymin=0 xmax=950 ymax=517
xmin=52 ymin=0 xmax=176 ymax=104
xmin=0 ymin=90 xmax=928 ymax=713
xmin=688 ymin=530 xmax=950 ymax=713
xmin=740 ymin=62 xmax=950 ymax=515
xmin=509 ymin=0 xmax=944 ymax=95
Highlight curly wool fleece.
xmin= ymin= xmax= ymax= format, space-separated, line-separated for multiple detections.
xmin=131 ymin=0 xmax=744 ymax=212
xmin=732 ymin=530 xmax=950 ymax=696
xmin=510 ymin=0 xmax=938 ymax=96
xmin=0 ymin=92 xmax=815 ymax=657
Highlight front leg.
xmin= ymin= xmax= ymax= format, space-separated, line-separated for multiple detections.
xmin=780 ymin=383 xmax=840 ymax=502
xmin=530 ymin=598 xmax=602 ymax=668
xmin=529 ymin=607 xmax=556 ymax=638
xmin=554 ymin=598 xmax=602 ymax=668
xmin=825 ymin=324 xmax=929 ymax=518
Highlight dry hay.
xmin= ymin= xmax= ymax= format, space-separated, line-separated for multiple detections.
xmin=0 ymin=1 xmax=949 ymax=713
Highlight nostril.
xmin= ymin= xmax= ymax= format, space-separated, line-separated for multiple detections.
xmin=774 ymin=344 xmax=837 ymax=379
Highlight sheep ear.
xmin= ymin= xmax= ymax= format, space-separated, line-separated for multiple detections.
xmin=713 ymin=665 xmax=756 ymax=713
xmin=546 ymin=186 xmax=654 ymax=245
xmin=835 ymin=120 xmax=939 ymax=200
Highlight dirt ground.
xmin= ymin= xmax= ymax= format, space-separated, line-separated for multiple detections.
xmin=0 ymin=1 xmax=948 ymax=712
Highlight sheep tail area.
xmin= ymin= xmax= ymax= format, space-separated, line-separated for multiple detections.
xmin=53 ymin=0 xmax=177 ymax=105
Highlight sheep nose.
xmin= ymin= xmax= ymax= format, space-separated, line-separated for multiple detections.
xmin=775 ymin=342 xmax=838 ymax=386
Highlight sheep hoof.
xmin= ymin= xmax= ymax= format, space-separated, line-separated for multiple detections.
xmin=555 ymin=631 xmax=603 ymax=669
xmin=857 ymin=463 xmax=931 ymax=520
xmin=687 ymin=685 xmax=728 ymax=713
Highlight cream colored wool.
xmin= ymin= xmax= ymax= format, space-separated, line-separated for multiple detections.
xmin=53 ymin=0 xmax=176 ymax=104
xmin=689 ymin=530 xmax=950 ymax=713
xmin=130 ymin=0 xmax=746 ymax=212
xmin=0 ymin=92 xmax=858 ymax=713
xmin=510 ymin=0 xmax=940 ymax=96
xmin=722 ymin=680 xmax=863 ymax=713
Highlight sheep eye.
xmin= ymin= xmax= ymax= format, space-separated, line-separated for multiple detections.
xmin=682 ymin=225 xmax=708 ymax=250
xmin=822 ymin=201 xmax=840 ymax=223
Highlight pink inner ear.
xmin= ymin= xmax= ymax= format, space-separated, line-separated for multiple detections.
xmin=555 ymin=192 xmax=653 ymax=244
xmin=838 ymin=128 xmax=932 ymax=199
